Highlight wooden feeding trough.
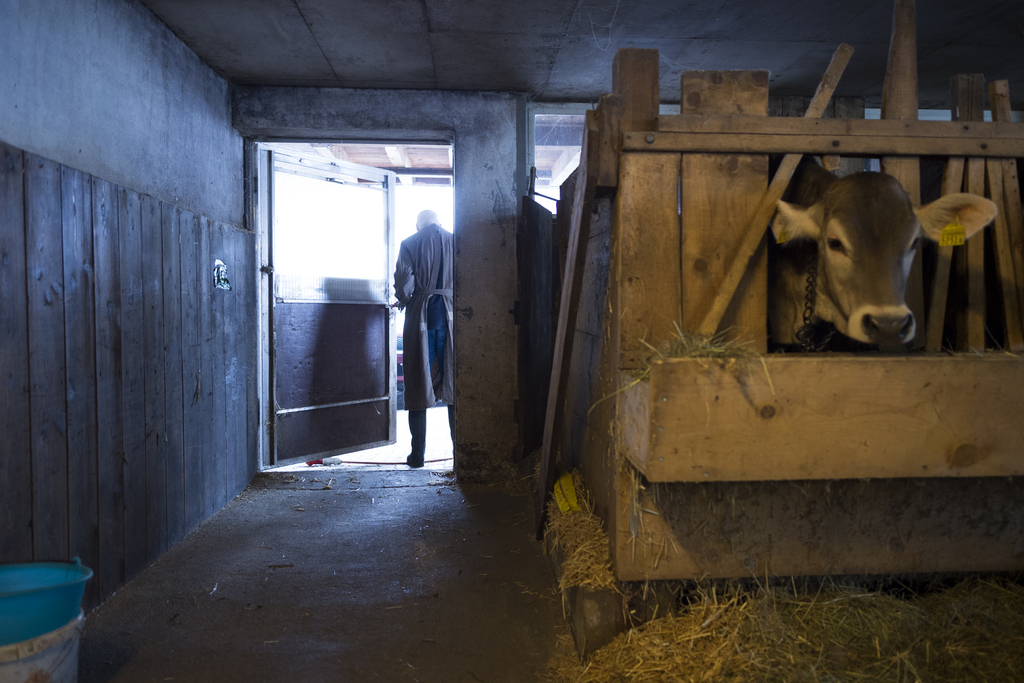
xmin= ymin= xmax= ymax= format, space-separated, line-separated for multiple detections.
xmin=536 ymin=16 xmax=1024 ymax=583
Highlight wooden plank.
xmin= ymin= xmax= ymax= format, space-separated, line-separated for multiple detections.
xmin=966 ymin=157 xmax=987 ymax=350
xmin=611 ymin=467 xmax=1024 ymax=581
xmin=882 ymin=0 xmax=923 ymax=353
xmin=92 ymin=176 xmax=124 ymax=599
xmin=0 ymin=143 xmax=33 ymax=563
xmin=832 ymin=98 xmax=866 ymax=178
xmin=200 ymin=216 xmax=218 ymax=517
xmin=243 ymin=229 xmax=259 ymax=485
xmin=694 ymin=44 xmax=854 ymax=338
xmin=624 ymin=131 xmax=1024 ymax=158
xmin=118 ymin=188 xmax=147 ymax=579
xmin=680 ymin=70 xmax=768 ymax=351
xmin=179 ymin=210 xmax=204 ymax=532
xmin=986 ymin=161 xmax=1024 ymax=351
xmin=949 ymin=75 xmax=987 ymax=352
xmin=535 ymin=110 xmax=600 ymax=538
xmin=212 ymin=223 xmax=228 ymax=510
xmin=616 ymin=152 xmax=682 ymax=369
xmin=925 ymin=157 xmax=965 ymax=351
xmin=595 ymin=94 xmax=623 ymax=191
xmin=25 ymin=154 xmax=69 ymax=561
xmin=162 ymin=202 xmax=185 ymax=545
xmin=141 ymin=195 xmax=167 ymax=561
xmin=224 ymin=226 xmax=248 ymax=498
xmin=989 ymin=80 xmax=1024 ymax=336
xmin=612 ymin=48 xmax=658 ymax=133
xmin=627 ymin=355 xmax=1024 ymax=483
xmin=62 ymin=166 xmax=99 ymax=607
xmin=657 ymin=115 xmax=1023 ymax=141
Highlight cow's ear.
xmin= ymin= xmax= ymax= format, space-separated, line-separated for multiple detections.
xmin=773 ymin=200 xmax=822 ymax=243
xmin=915 ymin=193 xmax=997 ymax=241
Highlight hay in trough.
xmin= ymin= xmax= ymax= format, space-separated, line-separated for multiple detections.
xmin=543 ymin=577 xmax=1024 ymax=682
xmin=546 ymin=471 xmax=618 ymax=594
xmin=652 ymin=325 xmax=761 ymax=365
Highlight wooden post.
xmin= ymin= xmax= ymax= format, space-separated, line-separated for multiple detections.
xmin=950 ymin=74 xmax=987 ymax=351
xmin=989 ymin=80 xmax=1024 ymax=338
xmin=680 ymin=70 xmax=769 ymax=351
xmin=880 ymin=0 xmax=925 ymax=350
xmin=612 ymin=48 xmax=659 ymax=133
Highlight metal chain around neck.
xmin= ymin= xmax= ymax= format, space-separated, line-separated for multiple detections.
xmin=795 ymin=257 xmax=835 ymax=352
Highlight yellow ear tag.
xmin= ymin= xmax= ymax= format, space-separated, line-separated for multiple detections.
xmin=775 ymin=226 xmax=790 ymax=244
xmin=939 ymin=215 xmax=966 ymax=247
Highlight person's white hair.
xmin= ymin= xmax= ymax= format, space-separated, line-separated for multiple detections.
xmin=416 ymin=209 xmax=441 ymax=231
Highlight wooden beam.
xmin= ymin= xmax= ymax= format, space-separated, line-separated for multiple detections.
xmin=623 ymin=131 xmax=1024 ymax=158
xmin=549 ymin=148 xmax=582 ymax=187
xmin=625 ymin=355 xmax=1024 ymax=483
xmin=384 ymin=145 xmax=411 ymax=168
xmin=613 ymin=48 xmax=659 ymax=133
xmin=986 ymin=159 xmax=1024 ymax=351
xmin=694 ymin=43 xmax=853 ymax=338
xmin=657 ymin=115 xmax=1022 ymax=141
xmin=989 ymin=80 xmax=1024 ymax=340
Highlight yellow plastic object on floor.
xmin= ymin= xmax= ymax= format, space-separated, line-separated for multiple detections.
xmin=553 ymin=472 xmax=580 ymax=514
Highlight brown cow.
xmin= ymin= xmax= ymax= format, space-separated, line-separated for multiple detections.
xmin=770 ymin=161 xmax=997 ymax=348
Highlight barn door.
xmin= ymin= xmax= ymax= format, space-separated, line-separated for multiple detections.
xmin=267 ymin=150 xmax=397 ymax=466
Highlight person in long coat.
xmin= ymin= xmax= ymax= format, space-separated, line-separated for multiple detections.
xmin=393 ymin=209 xmax=455 ymax=467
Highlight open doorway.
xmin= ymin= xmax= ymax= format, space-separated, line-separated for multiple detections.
xmin=256 ymin=140 xmax=455 ymax=472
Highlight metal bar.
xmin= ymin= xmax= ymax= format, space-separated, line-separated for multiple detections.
xmin=276 ymin=396 xmax=389 ymax=416
xmin=275 ymin=299 xmax=387 ymax=305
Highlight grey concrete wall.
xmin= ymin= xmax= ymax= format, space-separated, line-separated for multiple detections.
xmin=0 ymin=0 xmax=242 ymax=226
xmin=234 ymin=87 xmax=525 ymax=480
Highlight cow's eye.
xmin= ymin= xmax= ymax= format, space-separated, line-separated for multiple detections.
xmin=826 ymin=238 xmax=846 ymax=254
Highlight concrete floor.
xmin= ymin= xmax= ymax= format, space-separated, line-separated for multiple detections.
xmin=80 ymin=468 xmax=563 ymax=682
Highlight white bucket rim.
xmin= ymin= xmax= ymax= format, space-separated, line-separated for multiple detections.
xmin=0 ymin=610 xmax=84 ymax=664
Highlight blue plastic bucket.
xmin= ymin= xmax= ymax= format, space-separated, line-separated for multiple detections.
xmin=0 ymin=558 xmax=92 ymax=647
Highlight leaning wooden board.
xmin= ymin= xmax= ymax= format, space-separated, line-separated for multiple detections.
xmin=620 ymin=355 xmax=1024 ymax=483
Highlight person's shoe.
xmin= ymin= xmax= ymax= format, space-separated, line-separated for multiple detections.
xmin=406 ymin=454 xmax=424 ymax=468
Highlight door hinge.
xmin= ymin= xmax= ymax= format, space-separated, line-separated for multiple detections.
xmin=260 ymin=265 xmax=274 ymax=274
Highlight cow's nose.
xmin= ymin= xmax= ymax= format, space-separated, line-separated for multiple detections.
xmin=863 ymin=312 xmax=913 ymax=344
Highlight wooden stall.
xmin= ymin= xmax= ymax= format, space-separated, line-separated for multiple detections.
xmin=538 ymin=38 xmax=1024 ymax=582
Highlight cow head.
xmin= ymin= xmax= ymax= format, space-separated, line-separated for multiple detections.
xmin=773 ymin=172 xmax=996 ymax=346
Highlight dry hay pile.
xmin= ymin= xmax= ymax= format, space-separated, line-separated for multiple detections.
xmin=545 ymin=471 xmax=617 ymax=594
xmin=544 ymin=578 xmax=1024 ymax=682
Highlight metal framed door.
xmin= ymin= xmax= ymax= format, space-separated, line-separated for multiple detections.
xmin=265 ymin=149 xmax=397 ymax=466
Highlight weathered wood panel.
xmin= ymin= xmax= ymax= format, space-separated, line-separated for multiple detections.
xmin=243 ymin=229 xmax=259 ymax=485
xmin=0 ymin=143 xmax=32 ymax=563
xmin=141 ymin=196 xmax=167 ymax=560
xmin=62 ymin=166 xmax=99 ymax=608
xmin=612 ymin=467 xmax=1024 ymax=581
xmin=25 ymin=154 xmax=69 ymax=561
xmin=180 ymin=210 xmax=205 ymax=531
xmin=212 ymin=223 xmax=229 ymax=508
xmin=624 ymin=355 xmax=1024 ymax=483
xmin=162 ymin=202 xmax=185 ymax=545
xmin=119 ymin=187 xmax=148 ymax=579
xmin=200 ymin=219 xmax=218 ymax=515
xmin=92 ymin=176 xmax=125 ymax=598
xmin=224 ymin=226 xmax=247 ymax=497
xmin=616 ymin=153 xmax=682 ymax=369
xmin=680 ymin=70 xmax=768 ymax=350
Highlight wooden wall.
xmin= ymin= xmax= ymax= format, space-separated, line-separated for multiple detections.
xmin=0 ymin=142 xmax=257 ymax=610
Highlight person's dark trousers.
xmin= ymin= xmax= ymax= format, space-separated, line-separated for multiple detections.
xmin=408 ymin=327 xmax=453 ymax=467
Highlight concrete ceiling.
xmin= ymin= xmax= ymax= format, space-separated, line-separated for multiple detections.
xmin=140 ymin=0 xmax=1024 ymax=108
